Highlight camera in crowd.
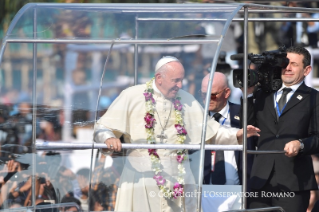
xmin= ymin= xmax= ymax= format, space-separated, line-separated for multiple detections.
xmin=231 ymin=46 xmax=289 ymax=92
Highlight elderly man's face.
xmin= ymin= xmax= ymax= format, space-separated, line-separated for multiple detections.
xmin=201 ymin=73 xmax=230 ymax=112
xmin=156 ymin=61 xmax=185 ymax=99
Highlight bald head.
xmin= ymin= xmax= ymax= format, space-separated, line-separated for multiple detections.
xmin=201 ymin=72 xmax=230 ymax=112
xmin=201 ymin=72 xmax=228 ymax=93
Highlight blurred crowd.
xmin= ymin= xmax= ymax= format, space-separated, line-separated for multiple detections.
xmin=0 ymin=150 xmax=123 ymax=211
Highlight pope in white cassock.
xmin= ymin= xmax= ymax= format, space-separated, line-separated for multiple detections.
xmin=94 ymin=56 xmax=260 ymax=212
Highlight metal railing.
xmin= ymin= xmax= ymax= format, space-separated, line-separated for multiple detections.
xmin=35 ymin=141 xmax=285 ymax=154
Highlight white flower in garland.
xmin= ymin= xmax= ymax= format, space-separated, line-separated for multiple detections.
xmin=146 ymin=101 xmax=154 ymax=113
xmin=178 ymin=163 xmax=186 ymax=174
xmin=153 ymin=167 xmax=162 ymax=175
xmin=177 ymin=135 xmax=186 ymax=144
xmin=177 ymin=177 xmax=185 ymax=185
xmin=150 ymin=154 xmax=160 ymax=163
xmin=144 ymin=78 xmax=187 ymax=199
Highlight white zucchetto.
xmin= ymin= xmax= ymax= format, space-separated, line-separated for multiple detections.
xmin=155 ymin=56 xmax=179 ymax=72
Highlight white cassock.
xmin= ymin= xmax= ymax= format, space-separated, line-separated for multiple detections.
xmin=94 ymin=82 xmax=239 ymax=212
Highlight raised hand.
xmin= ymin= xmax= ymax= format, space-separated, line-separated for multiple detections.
xmin=236 ymin=125 xmax=260 ymax=144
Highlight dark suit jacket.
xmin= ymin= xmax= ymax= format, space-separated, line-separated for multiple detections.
xmin=246 ymin=82 xmax=319 ymax=191
xmin=203 ymin=102 xmax=255 ymax=185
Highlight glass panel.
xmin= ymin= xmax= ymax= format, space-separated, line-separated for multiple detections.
xmin=0 ymin=3 xmax=251 ymax=212
xmin=0 ymin=150 xmax=90 ymax=211
xmin=6 ymin=4 xmax=239 ymax=40
xmin=91 ymin=149 xmax=201 ymax=211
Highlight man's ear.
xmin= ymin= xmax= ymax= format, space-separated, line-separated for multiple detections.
xmin=155 ymin=73 xmax=162 ymax=85
xmin=304 ymin=65 xmax=312 ymax=77
xmin=225 ymin=87 xmax=231 ymax=99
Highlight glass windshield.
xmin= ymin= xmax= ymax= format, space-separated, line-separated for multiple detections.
xmin=0 ymin=2 xmax=255 ymax=211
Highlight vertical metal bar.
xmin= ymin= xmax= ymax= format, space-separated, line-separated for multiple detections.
xmin=196 ymin=63 xmax=217 ymax=212
xmin=134 ymin=14 xmax=138 ymax=85
xmin=0 ymin=41 xmax=7 ymax=69
xmin=91 ymin=52 xmax=102 ymax=119
xmin=242 ymin=6 xmax=249 ymax=210
xmin=63 ymin=50 xmax=75 ymax=142
xmin=31 ymin=6 xmax=38 ymax=212
xmin=0 ymin=41 xmax=7 ymax=93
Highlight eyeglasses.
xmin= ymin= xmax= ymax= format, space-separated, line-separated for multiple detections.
xmin=199 ymin=88 xmax=226 ymax=100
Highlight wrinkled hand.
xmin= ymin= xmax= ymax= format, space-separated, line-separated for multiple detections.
xmin=236 ymin=125 xmax=260 ymax=144
xmin=284 ymin=140 xmax=300 ymax=157
xmin=103 ymin=137 xmax=122 ymax=152
xmin=247 ymin=125 xmax=261 ymax=138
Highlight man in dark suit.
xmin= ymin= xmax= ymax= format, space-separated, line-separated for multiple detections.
xmin=244 ymin=46 xmax=319 ymax=212
xmin=201 ymin=72 xmax=255 ymax=186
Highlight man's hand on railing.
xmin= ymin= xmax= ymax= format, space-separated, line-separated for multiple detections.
xmin=284 ymin=140 xmax=301 ymax=157
xmin=104 ymin=137 xmax=122 ymax=152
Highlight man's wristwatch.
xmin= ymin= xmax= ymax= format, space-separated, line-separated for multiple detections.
xmin=298 ymin=139 xmax=304 ymax=152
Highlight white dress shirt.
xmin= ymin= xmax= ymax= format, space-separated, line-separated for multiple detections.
xmin=274 ymin=81 xmax=303 ymax=107
xmin=210 ymin=102 xmax=240 ymax=185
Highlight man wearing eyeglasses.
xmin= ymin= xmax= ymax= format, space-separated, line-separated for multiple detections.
xmin=201 ymin=72 xmax=255 ymax=186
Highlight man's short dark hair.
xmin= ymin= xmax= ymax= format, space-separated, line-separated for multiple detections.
xmin=286 ymin=45 xmax=311 ymax=68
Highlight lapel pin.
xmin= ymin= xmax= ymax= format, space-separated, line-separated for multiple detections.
xmin=297 ymin=95 xmax=303 ymax=100
xmin=234 ymin=116 xmax=240 ymax=120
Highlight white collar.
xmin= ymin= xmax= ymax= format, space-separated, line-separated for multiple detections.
xmin=278 ymin=81 xmax=303 ymax=93
xmin=152 ymin=80 xmax=165 ymax=98
xmin=210 ymin=102 xmax=229 ymax=119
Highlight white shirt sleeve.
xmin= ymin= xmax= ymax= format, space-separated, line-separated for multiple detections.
xmin=94 ymin=123 xmax=116 ymax=143
xmin=209 ymin=124 xmax=239 ymax=145
xmin=94 ymin=123 xmax=116 ymax=155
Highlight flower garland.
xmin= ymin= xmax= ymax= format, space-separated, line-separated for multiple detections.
xmin=143 ymin=77 xmax=187 ymax=199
